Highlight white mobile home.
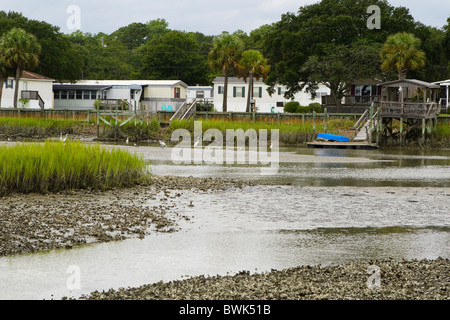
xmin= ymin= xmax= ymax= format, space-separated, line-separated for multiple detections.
xmin=434 ymin=79 xmax=450 ymax=112
xmin=53 ymin=79 xmax=188 ymax=112
xmin=187 ymin=86 xmax=213 ymax=101
xmin=212 ymin=77 xmax=330 ymax=113
xmin=1 ymin=71 xmax=55 ymax=109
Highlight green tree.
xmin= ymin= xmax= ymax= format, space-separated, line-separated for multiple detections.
xmin=147 ymin=18 xmax=170 ymax=41
xmin=111 ymin=22 xmax=149 ymax=50
xmin=444 ymin=17 xmax=450 ymax=75
xmin=302 ymin=41 xmax=381 ymax=112
xmin=247 ymin=24 xmax=274 ymax=51
xmin=380 ymin=32 xmax=426 ymax=80
xmin=68 ymin=31 xmax=133 ymax=80
xmin=0 ymin=28 xmax=41 ymax=108
xmin=236 ymin=50 xmax=270 ymax=112
xmin=208 ymin=32 xmax=244 ymax=112
xmin=139 ymin=30 xmax=208 ymax=85
xmin=263 ymin=0 xmax=416 ymax=99
xmin=0 ymin=11 xmax=84 ymax=82
xmin=411 ymin=23 xmax=447 ymax=81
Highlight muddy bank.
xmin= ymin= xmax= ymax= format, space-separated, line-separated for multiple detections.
xmin=73 ymin=258 xmax=449 ymax=300
xmin=0 ymin=176 xmax=251 ymax=257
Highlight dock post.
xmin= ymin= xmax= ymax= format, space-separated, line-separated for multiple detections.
xmin=324 ymin=108 xmax=328 ymax=133
xmin=399 ymin=118 xmax=403 ymax=145
xmin=376 ymin=107 xmax=381 ymax=145
xmin=312 ymin=111 xmax=316 ymax=138
xmin=369 ymin=105 xmax=373 ymax=143
xmin=97 ymin=107 xmax=100 ymax=138
xmin=422 ymin=118 xmax=426 ymax=144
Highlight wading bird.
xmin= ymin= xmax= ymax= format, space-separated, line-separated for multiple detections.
xmin=159 ymin=140 xmax=166 ymax=148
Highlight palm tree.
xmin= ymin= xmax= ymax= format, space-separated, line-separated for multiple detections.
xmin=0 ymin=28 xmax=41 ymax=108
xmin=236 ymin=50 xmax=270 ymax=112
xmin=380 ymin=32 xmax=426 ymax=80
xmin=208 ymin=32 xmax=243 ymax=112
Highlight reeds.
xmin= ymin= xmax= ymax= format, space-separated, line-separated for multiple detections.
xmin=0 ymin=141 xmax=149 ymax=195
xmin=0 ymin=117 xmax=83 ymax=137
xmin=169 ymin=119 xmax=352 ymax=144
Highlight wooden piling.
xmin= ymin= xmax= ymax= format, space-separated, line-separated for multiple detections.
xmin=422 ymin=118 xmax=426 ymax=144
xmin=399 ymin=118 xmax=403 ymax=145
xmin=312 ymin=111 xmax=316 ymax=137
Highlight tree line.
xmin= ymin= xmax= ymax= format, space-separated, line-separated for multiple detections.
xmin=0 ymin=0 xmax=449 ymax=111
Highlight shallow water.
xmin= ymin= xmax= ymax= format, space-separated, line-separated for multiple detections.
xmin=0 ymin=144 xmax=449 ymax=300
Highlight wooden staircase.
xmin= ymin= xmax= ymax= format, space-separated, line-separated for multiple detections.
xmin=170 ymin=99 xmax=197 ymax=122
xmin=353 ymin=106 xmax=379 ymax=142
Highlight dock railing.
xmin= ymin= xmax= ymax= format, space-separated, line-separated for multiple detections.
xmin=375 ymin=101 xmax=441 ymax=119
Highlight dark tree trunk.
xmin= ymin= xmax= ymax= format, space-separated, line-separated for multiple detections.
xmin=14 ymin=67 xmax=22 ymax=108
xmin=223 ymin=69 xmax=228 ymax=113
xmin=0 ymin=79 xmax=3 ymax=109
xmin=246 ymin=72 xmax=254 ymax=113
xmin=332 ymin=91 xmax=343 ymax=113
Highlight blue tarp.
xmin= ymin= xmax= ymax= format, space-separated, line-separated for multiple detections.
xmin=317 ymin=133 xmax=350 ymax=142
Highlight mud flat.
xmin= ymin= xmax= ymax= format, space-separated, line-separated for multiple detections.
xmin=75 ymin=258 xmax=449 ymax=300
xmin=0 ymin=176 xmax=250 ymax=257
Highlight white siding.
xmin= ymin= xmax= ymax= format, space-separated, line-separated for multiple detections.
xmin=213 ymin=78 xmax=330 ymax=113
xmin=1 ymin=78 xmax=54 ymax=109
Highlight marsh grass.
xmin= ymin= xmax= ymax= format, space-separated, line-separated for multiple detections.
xmin=0 ymin=141 xmax=149 ymax=195
xmin=169 ymin=119 xmax=356 ymax=144
xmin=0 ymin=117 xmax=85 ymax=137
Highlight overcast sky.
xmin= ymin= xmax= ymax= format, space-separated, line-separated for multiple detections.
xmin=1 ymin=0 xmax=449 ymax=35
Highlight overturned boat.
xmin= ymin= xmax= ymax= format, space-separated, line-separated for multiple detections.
xmin=307 ymin=133 xmax=378 ymax=150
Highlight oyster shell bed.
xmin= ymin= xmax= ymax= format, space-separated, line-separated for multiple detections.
xmin=74 ymin=258 xmax=449 ymax=300
xmin=2 ymin=175 xmax=449 ymax=300
xmin=0 ymin=176 xmax=250 ymax=257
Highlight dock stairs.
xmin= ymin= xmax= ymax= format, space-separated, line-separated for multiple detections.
xmin=169 ymin=99 xmax=197 ymax=123
xmin=353 ymin=107 xmax=379 ymax=142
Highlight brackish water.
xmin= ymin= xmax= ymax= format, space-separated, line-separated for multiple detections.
xmin=0 ymin=144 xmax=449 ymax=300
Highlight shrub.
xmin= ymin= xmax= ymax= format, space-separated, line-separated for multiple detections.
xmin=296 ymin=106 xmax=310 ymax=113
xmin=284 ymin=101 xmax=300 ymax=113
xmin=308 ymin=103 xmax=323 ymax=113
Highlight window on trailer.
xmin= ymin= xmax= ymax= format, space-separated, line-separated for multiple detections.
xmin=233 ymin=86 xmax=245 ymax=98
xmin=174 ymin=87 xmax=181 ymax=99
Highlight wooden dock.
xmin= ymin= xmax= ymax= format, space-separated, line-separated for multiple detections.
xmin=307 ymin=141 xmax=379 ymax=150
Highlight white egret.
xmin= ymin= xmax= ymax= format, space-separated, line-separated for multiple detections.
xmin=159 ymin=140 xmax=166 ymax=148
